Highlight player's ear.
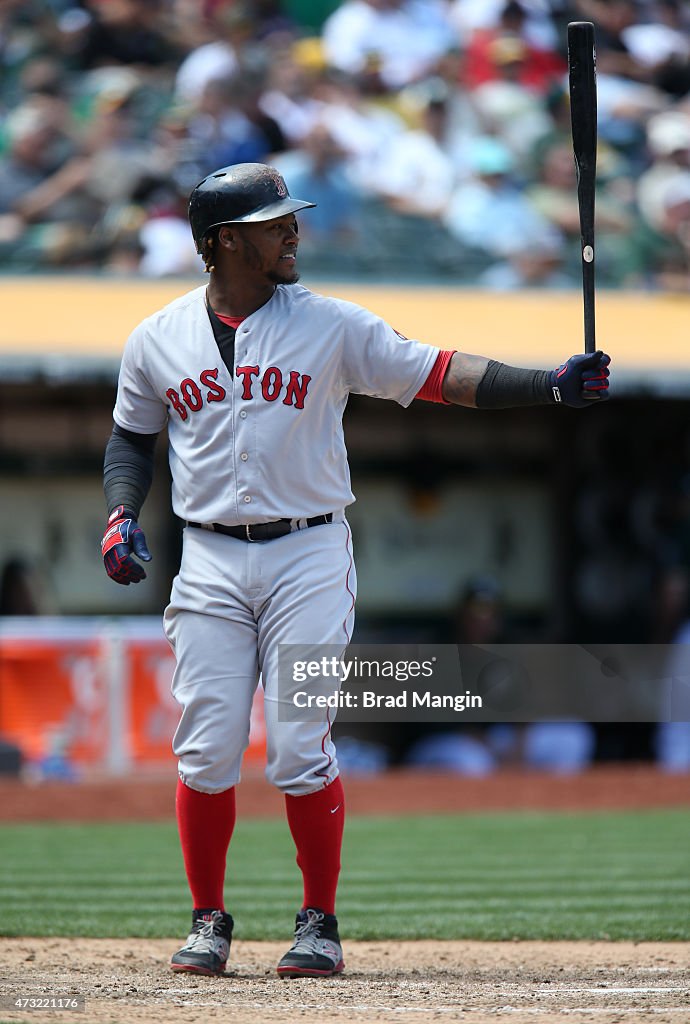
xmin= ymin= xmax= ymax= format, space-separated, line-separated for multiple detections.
xmin=218 ymin=225 xmax=238 ymax=251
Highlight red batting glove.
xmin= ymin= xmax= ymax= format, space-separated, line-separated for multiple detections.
xmin=101 ymin=505 xmax=152 ymax=585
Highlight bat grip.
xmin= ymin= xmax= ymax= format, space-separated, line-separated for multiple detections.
xmin=582 ymin=259 xmax=595 ymax=355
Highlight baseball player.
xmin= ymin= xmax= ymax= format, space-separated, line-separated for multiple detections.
xmin=101 ymin=162 xmax=610 ymax=979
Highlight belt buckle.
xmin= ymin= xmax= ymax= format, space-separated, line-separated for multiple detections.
xmin=245 ymin=524 xmax=254 ymax=542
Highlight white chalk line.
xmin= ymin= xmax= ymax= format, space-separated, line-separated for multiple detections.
xmin=538 ymin=1011 xmax=690 ymax=1017
xmin=536 ymin=987 xmax=687 ymax=995
xmin=162 ymin=1007 xmax=690 ymax=1016
xmin=162 ymin=983 xmax=689 ymax=1016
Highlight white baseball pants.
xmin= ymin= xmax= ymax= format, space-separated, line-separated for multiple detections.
xmin=164 ymin=517 xmax=356 ymax=795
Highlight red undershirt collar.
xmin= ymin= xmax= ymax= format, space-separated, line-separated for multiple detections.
xmin=213 ymin=311 xmax=246 ymax=329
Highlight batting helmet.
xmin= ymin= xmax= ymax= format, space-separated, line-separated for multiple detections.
xmin=188 ymin=163 xmax=316 ymax=252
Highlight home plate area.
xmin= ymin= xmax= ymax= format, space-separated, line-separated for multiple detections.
xmin=1 ymin=938 xmax=688 ymax=1024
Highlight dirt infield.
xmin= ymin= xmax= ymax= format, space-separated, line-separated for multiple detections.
xmin=1 ymin=938 xmax=688 ymax=1024
xmin=0 ymin=765 xmax=688 ymax=822
xmin=3 ymin=767 xmax=688 ymax=1023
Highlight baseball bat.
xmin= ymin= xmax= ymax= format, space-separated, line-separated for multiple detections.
xmin=568 ymin=21 xmax=597 ymax=355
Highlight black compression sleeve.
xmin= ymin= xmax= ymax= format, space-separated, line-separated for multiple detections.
xmin=103 ymin=424 xmax=158 ymax=518
xmin=475 ymin=360 xmax=553 ymax=409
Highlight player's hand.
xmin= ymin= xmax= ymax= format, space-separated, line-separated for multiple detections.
xmin=550 ymin=351 xmax=610 ymax=407
xmin=101 ymin=505 xmax=152 ymax=585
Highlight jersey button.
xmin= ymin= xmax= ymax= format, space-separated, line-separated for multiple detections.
xmin=240 ymin=452 xmax=248 ymax=461
xmin=243 ymin=495 xmax=252 ymax=503
xmin=239 ymin=410 xmax=247 ymax=419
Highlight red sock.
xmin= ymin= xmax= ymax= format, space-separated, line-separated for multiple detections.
xmin=284 ymin=776 xmax=344 ymax=915
xmin=175 ymin=779 xmax=236 ymax=910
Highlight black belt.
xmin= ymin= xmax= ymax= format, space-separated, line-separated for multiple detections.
xmin=186 ymin=513 xmax=333 ymax=542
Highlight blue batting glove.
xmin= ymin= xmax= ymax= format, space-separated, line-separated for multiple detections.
xmin=550 ymin=351 xmax=611 ymax=407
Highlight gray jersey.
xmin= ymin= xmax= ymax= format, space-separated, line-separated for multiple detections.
xmin=114 ymin=283 xmax=438 ymax=525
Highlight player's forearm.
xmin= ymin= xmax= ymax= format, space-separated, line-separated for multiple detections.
xmin=442 ymin=352 xmax=554 ymax=409
xmin=440 ymin=352 xmax=489 ymax=407
xmin=103 ymin=424 xmax=158 ymax=518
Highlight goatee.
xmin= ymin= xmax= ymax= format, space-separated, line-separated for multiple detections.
xmin=268 ymin=269 xmax=300 ymax=285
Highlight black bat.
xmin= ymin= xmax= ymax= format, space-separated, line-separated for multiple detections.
xmin=568 ymin=21 xmax=597 ymax=356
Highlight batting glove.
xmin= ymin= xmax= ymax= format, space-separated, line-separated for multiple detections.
xmin=550 ymin=351 xmax=610 ymax=407
xmin=101 ymin=505 xmax=151 ymax=585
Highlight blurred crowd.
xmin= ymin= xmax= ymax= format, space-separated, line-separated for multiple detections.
xmin=0 ymin=0 xmax=688 ymax=287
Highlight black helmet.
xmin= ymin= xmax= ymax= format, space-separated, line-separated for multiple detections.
xmin=188 ymin=163 xmax=316 ymax=252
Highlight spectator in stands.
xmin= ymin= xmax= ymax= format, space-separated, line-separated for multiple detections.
xmin=303 ymin=68 xmax=406 ymax=197
xmin=623 ymin=173 xmax=690 ymax=291
xmin=73 ymin=73 xmax=173 ymax=266
xmin=0 ymin=99 xmax=98 ymax=266
xmin=529 ymin=83 xmax=583 ymax=175
xmin=470 ymin=33 xmax=556 ymax=165
xmin=174 ymin=2 xmax=255 ymax=105
xmin=637 ymin=110 xmax=690 ymax=234
xmin=0 ymin=101 xmax=72 ymax=215
xmin=449 ymin=0 xmax=559 ymax=53
xmin=136 ymin=176 xmax=200 ymax=277
xmin=572 ymin=1 xmax=671 ymax=151
xmin=400 ymin=47 xmax=482 ymax=178
xmin=620 ymin=110 xmax=690 ymax=290
xmin=74 ymin=0 xmax=182 ymax=70
xmin=576 ymin=0 xmax=689 ymax=98
xmin=526 ymin=139 xmax=633 ymax=283
xmin=362 ymin=84 xmax=457 ymax=218
xmin=443 ymin=135 xmax=554 ymax=259
xmin=271 ymin=121 xmax=362 ymax=242
xmin=186 ymin=71 xmax=285 ymax=171
xmin=460 ymin=1 xmax=564 ymax=93
xmin=573 ymin=0 xmax=647 ymax=79
xmin=322 ymin=0 xmax=458 ymax=90
xmin=0 ymin=0 xmax=685 ymax=287
xmin=657 ymin=175 xmax=690 ymax=289
xmin=621 ymin=0 xmax=690 ymax=98
xmin=478 ymin=227 xmax=574 ymax=290
xmin=257 ymin=37 xmax=332 ymax=147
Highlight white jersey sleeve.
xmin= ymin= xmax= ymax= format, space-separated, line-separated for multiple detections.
xmin=338 ymin=299 xmax=438 ymax=407
xmin=114 ymin=322 xmax=169 ymax=435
